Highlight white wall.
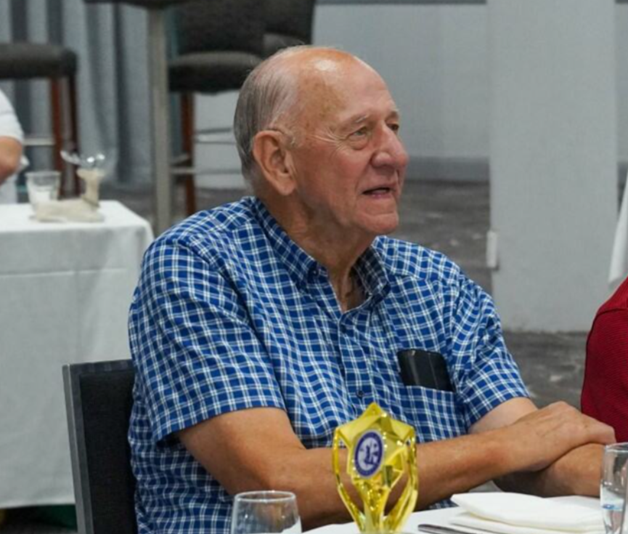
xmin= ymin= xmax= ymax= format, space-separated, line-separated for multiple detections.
xmin=194 ymin=3 xmax=628 ymax=187
xmin=617 ymin=6 xmax=628 ymax=162
xmin=488 ymin=0 xmax=617 ymax=332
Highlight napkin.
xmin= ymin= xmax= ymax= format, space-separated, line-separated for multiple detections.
xmin=449 ymin=493 xmax=604 ymax=534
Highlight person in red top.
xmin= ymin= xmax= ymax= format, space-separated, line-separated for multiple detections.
xmin=582 ymin=277 xmax=628 ymax=442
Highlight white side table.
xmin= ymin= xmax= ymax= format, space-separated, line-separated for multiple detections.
xmin=0 ymin=201 xmax=153 ymax=508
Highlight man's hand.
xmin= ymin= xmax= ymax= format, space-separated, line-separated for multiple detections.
xmin=489 ymin=401 xmax=615 ymax=471
xmin=472 ymin=398 xmax=615 ymax=496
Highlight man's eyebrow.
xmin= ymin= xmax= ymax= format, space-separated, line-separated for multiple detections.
xmin=351 ymin=114 xmax=370 ymax=125
xmin=342 ymin=109 xmax=401 ymax=128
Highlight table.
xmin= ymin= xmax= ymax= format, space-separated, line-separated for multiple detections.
xmin=0 ymin=201 xmax=153 ymax=508
xmin=308 ymin=496 xmax=601 ymax=534
xmin=308 ymin=507 xmax=461 ymax=534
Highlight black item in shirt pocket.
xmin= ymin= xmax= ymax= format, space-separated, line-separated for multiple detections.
xmin=397 ymin=349 xmax=454 ymax=392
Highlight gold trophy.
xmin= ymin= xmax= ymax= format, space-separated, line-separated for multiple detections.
xmin=332 ymin=403 xmax=418 ymax=533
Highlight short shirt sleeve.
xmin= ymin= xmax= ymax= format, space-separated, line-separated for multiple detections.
xmin=447 ymin=273 xmax=529 ymax=428
xmin=129 ymin=238 xmax=286 ymax=444
xmin=0 ymin=90 xmax=24 ymax=143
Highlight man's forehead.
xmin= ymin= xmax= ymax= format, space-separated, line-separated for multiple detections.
xmin=312 ymin=89 xmax=400 ymax=131
xmin=294 ymin=62 xmax=397 ymax=123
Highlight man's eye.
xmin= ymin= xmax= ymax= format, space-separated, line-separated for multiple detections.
xmin=351 ymin=127 xmax=369 ymax=138
xmin=389 ymin=123 xmax=401 ymax=134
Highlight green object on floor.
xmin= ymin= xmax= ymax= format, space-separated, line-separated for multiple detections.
xmin=33 ymin=505 xmax=77 ymax=530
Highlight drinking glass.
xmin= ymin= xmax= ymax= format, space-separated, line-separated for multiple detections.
xmin=602 ymin=443 xmax=628 ymax=534
xmin=230 ymin=491 xmax=301 ymax=534
xmin=26 ymin=171 xmax=60 ymax=207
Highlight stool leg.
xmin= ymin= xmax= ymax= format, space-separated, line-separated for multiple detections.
xmin=50 ymin=78 xmax=65 ymax=196
xmin=181 ymin=92 xmax=197 ymax=215
xmin=68 ymin=74 xmax=80 ymax=196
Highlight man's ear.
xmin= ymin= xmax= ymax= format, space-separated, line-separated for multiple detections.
xmin=251 ymin=131 xmax=296 ymax=196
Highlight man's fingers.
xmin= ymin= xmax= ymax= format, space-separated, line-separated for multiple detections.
xmin=581 ymin=413 xmax=616 ymax=445
xmin=507 ymin=402 xmax=615 ymax=472
xmin=535 ymin=402 xmax=615 ymax=444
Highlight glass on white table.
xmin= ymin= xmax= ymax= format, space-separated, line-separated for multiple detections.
xmin=61 ymin=148 xmax=118 ymax=200
xmin=231 ymin=490 xmax=301 ymax=534
xmin=602 ymin=442 xmax=628 ymax=534
xmin=61 ymin=148 xmax=117 ymax=176
xmin=26 ymin=171 xmax=60 ymax=207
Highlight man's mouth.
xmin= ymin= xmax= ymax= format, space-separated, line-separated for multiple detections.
xmin=363 ymin=186 xmax=393 ymax=196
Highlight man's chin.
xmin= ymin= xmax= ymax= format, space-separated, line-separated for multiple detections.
xmin=361 ymin=215 xmax=400 ymax=237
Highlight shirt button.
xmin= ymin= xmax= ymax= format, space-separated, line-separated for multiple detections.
xmin=356 ymin=390 xmax=364 ymax=399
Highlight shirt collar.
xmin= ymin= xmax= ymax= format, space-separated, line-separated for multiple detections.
xmin=251 ymin=197 xmax=390 ymax=297
xmin=251 ymin=198 xmax=318 ymax=286
xmin=354 ymin=240 xmax=390 ymax=299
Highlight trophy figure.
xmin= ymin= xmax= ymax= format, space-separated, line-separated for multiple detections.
xmin=332 ymin=403 xmax=418 ymax=534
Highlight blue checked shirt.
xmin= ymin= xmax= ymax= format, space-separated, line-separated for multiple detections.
xmin=128 ymin=196 xmax=528 ymax=534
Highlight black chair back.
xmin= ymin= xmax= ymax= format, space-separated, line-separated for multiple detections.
xmin=175 ymin=0 xmax=265 ymax=56
xmin=63 ymin=360 xmax=137 ymax=534
xmin=263 ymin=0 xmax=316 ymax=57
xmin=265 ymin=0 xmax=316 ymax=44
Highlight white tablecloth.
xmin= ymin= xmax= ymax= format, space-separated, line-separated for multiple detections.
xmin=0 ymin=201 xmax=153 ymax=508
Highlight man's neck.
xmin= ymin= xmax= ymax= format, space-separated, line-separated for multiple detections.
xmin=290 ymin=226 xmax=368 ymax=312
xmin=262 ymin=197 xmax=371 ymax=311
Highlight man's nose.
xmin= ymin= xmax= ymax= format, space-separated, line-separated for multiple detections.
xmin=372 ymin=127 xmax=409 ymax=170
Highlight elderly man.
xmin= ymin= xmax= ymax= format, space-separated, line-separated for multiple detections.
xmin=0 ymin=89 xmax=24 ymax=203
xmin=129 ymin=47 xmax=614 ymax=533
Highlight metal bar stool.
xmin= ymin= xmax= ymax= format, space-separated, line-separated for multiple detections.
xmin=0 ymin=42 xmax=80 ymax=196
xmin=169 ymin=0 xmax=264 ymax=215
xmin=84 ymin=0 xmax=186 ymax=235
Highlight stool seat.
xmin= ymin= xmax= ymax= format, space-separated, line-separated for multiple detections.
xmin=0 ymin=43 xmax=77 ymax=80
xmin=169 ymin=51 xmax=261 ymax=94
xmin=0 ymin=41 xmax=79 ymax=196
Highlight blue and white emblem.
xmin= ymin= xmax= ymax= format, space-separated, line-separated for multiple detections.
xmin=354 ymin=430 xmax=384 ymax=478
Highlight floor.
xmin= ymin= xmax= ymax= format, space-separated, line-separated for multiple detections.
xmin=2 ymin=178 xmax=591 ymax=533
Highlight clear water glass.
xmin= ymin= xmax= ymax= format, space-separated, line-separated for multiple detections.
xmin=26 ymin=171 xmax=60 ymax=207
xmin=602 ymin=443 xmax=628 ymax=534
xmin=230 ymin=490 xmax=301 ymax=534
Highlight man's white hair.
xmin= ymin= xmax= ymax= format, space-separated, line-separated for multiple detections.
xmin=233 ymin=45 xmax=347 ymax=186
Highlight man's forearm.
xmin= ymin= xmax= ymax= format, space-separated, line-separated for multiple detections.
xmin=181 ymin=402 xmax=613 ymax=531
xmin=495 ymin=443 xmax=604 ymax=497
xmin=267 ymin=430 xmax=512 ymax=529
xmin=0 ymin=137 xmax=23 ymax=182
xmin=261 ymin=428 xmax=603 ymax=529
